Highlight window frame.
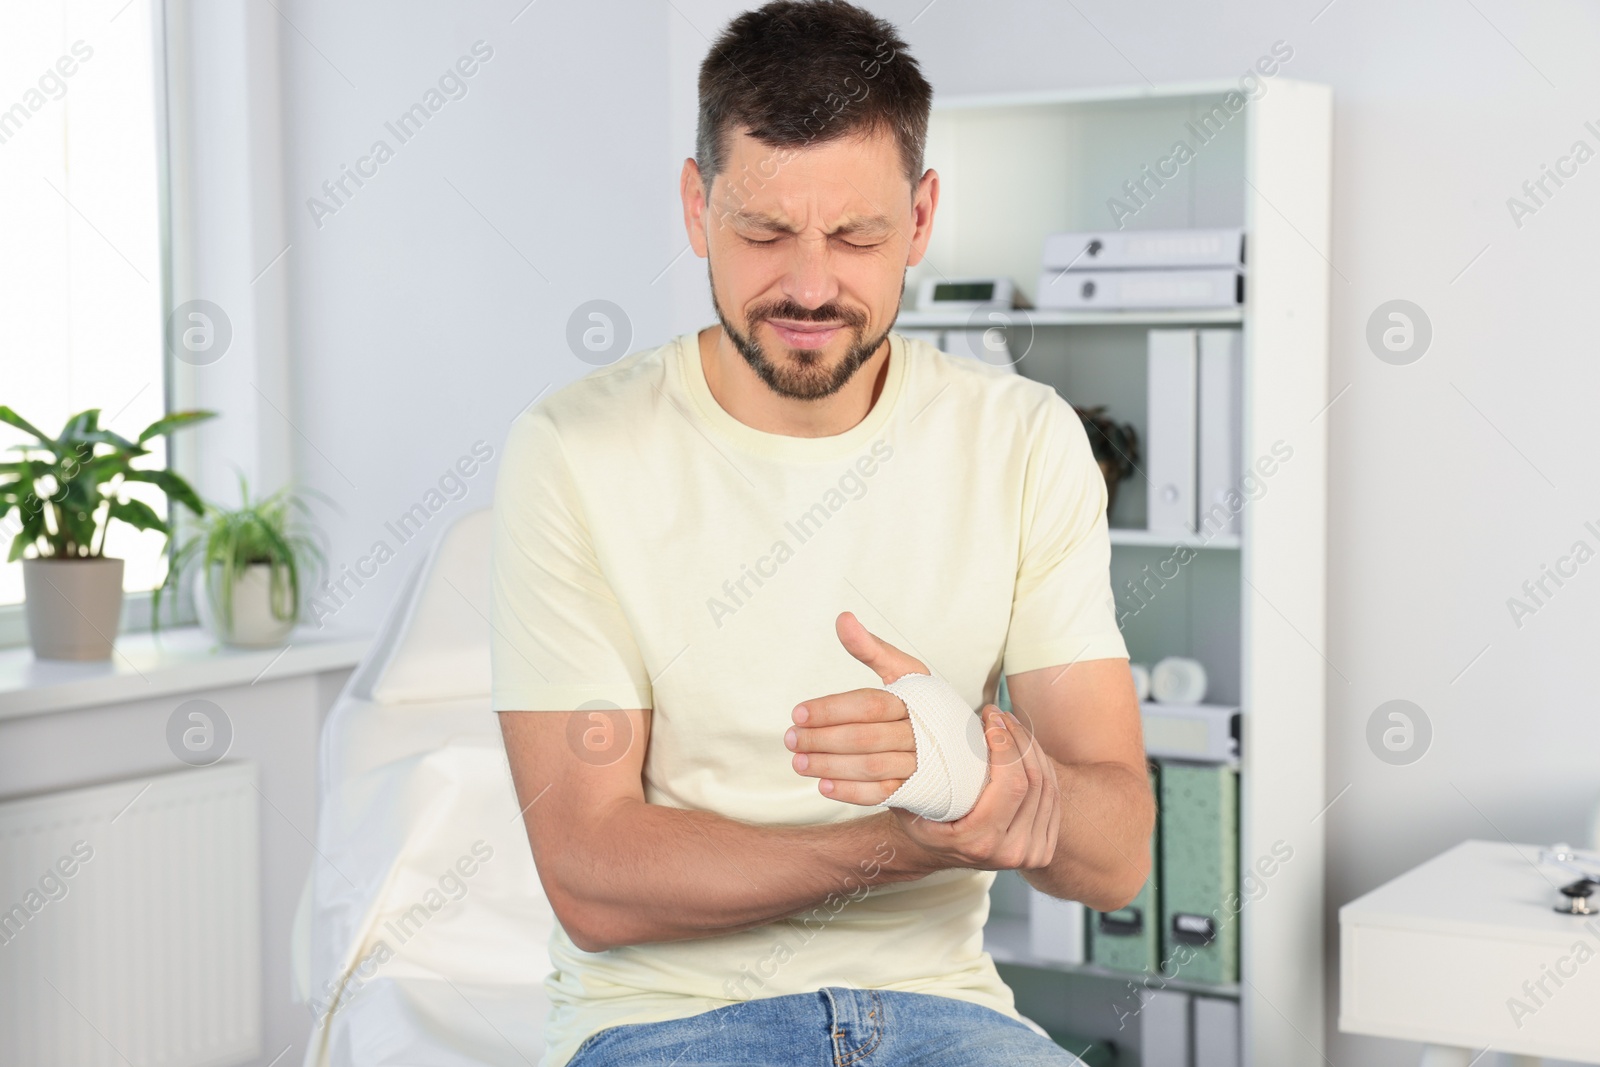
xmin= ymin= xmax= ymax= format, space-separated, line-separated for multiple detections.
xmin=0 ymin=0 xmax=196 ymax=649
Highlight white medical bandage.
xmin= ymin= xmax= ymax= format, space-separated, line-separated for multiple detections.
xmin=880 ymin=673 xmax=990 ymax=822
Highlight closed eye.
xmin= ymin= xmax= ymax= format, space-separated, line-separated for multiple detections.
xmin=737 ymin=233 xmax=885 ymax=248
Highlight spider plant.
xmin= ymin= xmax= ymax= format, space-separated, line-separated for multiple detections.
xmin=154 ymin=476 xmax=328 ymax=636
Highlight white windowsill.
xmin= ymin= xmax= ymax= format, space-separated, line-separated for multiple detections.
xmin=0 ymin=625 xmax=372 ymax=722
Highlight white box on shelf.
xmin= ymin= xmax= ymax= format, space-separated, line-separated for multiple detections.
xmin=1037 ymin=268 xmax=1243 ymax=310
xmin=1197 ymin=328 xmax=1244 ymax=538
xmin=1041 ymin=228 xmax=1245 ymax=271
xmin=1026 ymin=887 xmax=1085 ymax=964
xmin=1140 ymin=988 xmax=1193 ymax=1067
xmin=1194 ymin=996 xmax=1241 ymax=1067
xmin=1141 ymin=702 xmax=1240 ymax=763
xmin=1147 ymin=329 xmax=1198 ymax=535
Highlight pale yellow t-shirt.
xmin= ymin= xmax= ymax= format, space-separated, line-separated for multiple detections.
xmin=489 ymin=329 xmax=1127 ymax=1067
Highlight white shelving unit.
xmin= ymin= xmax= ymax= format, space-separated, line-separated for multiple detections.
xmin=896 ymin=308 xmax=1245 ymax=329
xmin=914 ymin=81 xmax=1331 ymax=1066
xmin=1108 ymin=527 xmax=1240 ymax=551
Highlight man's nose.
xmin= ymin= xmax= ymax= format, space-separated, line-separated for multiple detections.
xmin=780 ymin=237 xmax=840 ymax=311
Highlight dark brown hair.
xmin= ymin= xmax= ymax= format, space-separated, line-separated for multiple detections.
xmin=695 ymin=1 xmax=932 ymax=193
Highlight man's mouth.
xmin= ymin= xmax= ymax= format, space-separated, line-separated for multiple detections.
xmin=764 ymin=318 xmax=846 ymax=351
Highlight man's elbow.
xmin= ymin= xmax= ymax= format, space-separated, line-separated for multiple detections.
xmin=549 ymin=891 xmax=627 ymax=953
xmin=1090 ymin=857 xmax=1152 ymax=913
xmin=535 ymin=859 xmax=626 ymax=952
xmin=564 ymin=920 xmax=616 ymax=954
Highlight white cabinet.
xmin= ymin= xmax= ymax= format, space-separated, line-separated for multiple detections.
xmin=925 ymin=80 xmax=1332 ymax=1066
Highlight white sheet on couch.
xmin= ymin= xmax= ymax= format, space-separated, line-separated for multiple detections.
xmin=301 ymin=509 xmax=558 ymax=1067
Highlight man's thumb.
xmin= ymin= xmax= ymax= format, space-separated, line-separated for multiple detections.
xmin=836 ymin=610 xmax=927 ymax=684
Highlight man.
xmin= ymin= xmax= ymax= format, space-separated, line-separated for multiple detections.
xmin=490 ymin=3 xmax=1154 ymax=1064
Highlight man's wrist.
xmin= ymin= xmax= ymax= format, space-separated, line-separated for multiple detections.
xmin=863 ymin=810 xmax=943 ymax=883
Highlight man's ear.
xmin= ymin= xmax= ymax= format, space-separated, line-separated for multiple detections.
xmin=905 ymin=167 xmax=940 ymax=268
xmin=681 ymin=158 xmax=711 ymax=259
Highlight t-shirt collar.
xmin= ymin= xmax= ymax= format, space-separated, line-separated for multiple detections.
xmin=675 ymin=327 xmax=908 ymax=462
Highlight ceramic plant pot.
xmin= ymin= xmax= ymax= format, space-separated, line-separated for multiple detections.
xmin=197 ymin=562 xmax=297 ymax=648
xmin=22 ymin=557 xmax=125 ymax=661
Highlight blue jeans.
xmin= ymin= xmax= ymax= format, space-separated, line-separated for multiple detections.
xmin=567 ymin=987 xmax=1085 ymax=1066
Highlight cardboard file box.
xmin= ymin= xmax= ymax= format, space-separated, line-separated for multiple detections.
xmin=1158 ymin=761 xmax=1239 ymax=985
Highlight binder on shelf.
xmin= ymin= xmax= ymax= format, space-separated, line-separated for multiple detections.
xmin=1193 ymin=996 xmax=1242 ymax=1067
xmin=1141 ymin=703 xmax=1239 ymax=764
xmin=1146 ymin=329 xmax=1198 ymax=535
xmin=1042 ymin=228 xmax=1246 ymax=271
xmin=1138 ymin=988 xmax=1192 ymax=1067
xmin=1036 ymin=269 xmax=1243 ymax=311
xmin=1158 ymin=761 xmax=1239 ymax=986
xmin=1027 ymin=887 xmax=1085 ymax=964
xmin=1197 ymin=329 xmax=1244 ymax=538
xmin=1089 ymin=764 xmax=1160 ymax=975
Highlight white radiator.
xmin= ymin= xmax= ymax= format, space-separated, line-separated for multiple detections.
xmin=0 ymin=762 xmax=262 ymax=1066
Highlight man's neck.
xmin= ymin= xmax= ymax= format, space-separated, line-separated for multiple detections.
xmin=696 ymin=324 xmax=890 ymax=439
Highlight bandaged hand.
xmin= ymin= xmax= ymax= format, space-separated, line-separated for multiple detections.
xmin=878 ymin=672 xmax=990 ymax=821
xmin=786 ymin=612 xmax=992 ymax=822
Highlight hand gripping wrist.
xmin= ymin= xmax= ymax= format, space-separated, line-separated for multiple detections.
xmin=880 ymin=673 xmax=990 ymax=822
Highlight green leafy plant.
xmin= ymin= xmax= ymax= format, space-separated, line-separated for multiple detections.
xmin=154 ymin=476 xmax=328 ymax=635
xmin=1074 ymin=404 xmax=1141 ymax=514
xmin=0 ymin=406 xmax=214 ymax=562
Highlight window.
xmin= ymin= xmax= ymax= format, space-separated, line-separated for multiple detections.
xmin=0 ymin=0 xmax=168 ymax=612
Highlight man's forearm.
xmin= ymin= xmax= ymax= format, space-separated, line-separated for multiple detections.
xmin=549 ymin=801 xmax=929 ymax=952
xmin=1021 ymin=758 xmax=1154 ymax=912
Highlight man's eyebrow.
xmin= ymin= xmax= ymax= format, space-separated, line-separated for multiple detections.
xmin=724 ymin=209 xmax=894 ymax=236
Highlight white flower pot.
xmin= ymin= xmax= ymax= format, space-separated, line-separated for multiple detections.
xmin=22 ymin=557 xmax=125 ymax=660
xmin=197 ymin=562 xmax=297 ymax=648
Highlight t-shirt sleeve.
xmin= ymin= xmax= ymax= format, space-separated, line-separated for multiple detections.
xmin=489 ymin=410 xmax=654 ymax=712
xmin=1003 ymin=394 xmax=1129 ymax=677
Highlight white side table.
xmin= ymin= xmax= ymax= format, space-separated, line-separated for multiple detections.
xmin=1341 ymin=839 xmax=1600 ymax=1066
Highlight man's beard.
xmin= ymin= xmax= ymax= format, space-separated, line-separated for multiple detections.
xmin=709 ymin=265 xmax=900 ymax=402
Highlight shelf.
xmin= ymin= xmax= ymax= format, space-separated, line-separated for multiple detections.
xmin=895 ymin=307 xmax=1245 ymax=330
xmin=0 ymin=625 xmax=371 ymax=722
xmin=1108 ymin=528 xmax=1240 ymax=550
xmin=983 ymin=915 xmax=1241 ymax=999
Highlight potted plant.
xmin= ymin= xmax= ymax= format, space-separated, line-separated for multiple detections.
xmin=155 ymin=476 xmax=327 ymax=648
xmin=0 ymin=405 xmax=214 ymax=660
xmin=1074 ymin=405 xmax=1141 ymax=517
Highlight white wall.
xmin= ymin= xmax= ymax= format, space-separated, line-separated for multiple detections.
xmin=279 ymin=0 xmax=676 ymax=636
xmin=283 ymin=2 xmax=1600 ymax=1064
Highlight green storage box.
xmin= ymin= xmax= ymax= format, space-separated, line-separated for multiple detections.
xmin=1157 ymin=761 xmax=1239 ymax=985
